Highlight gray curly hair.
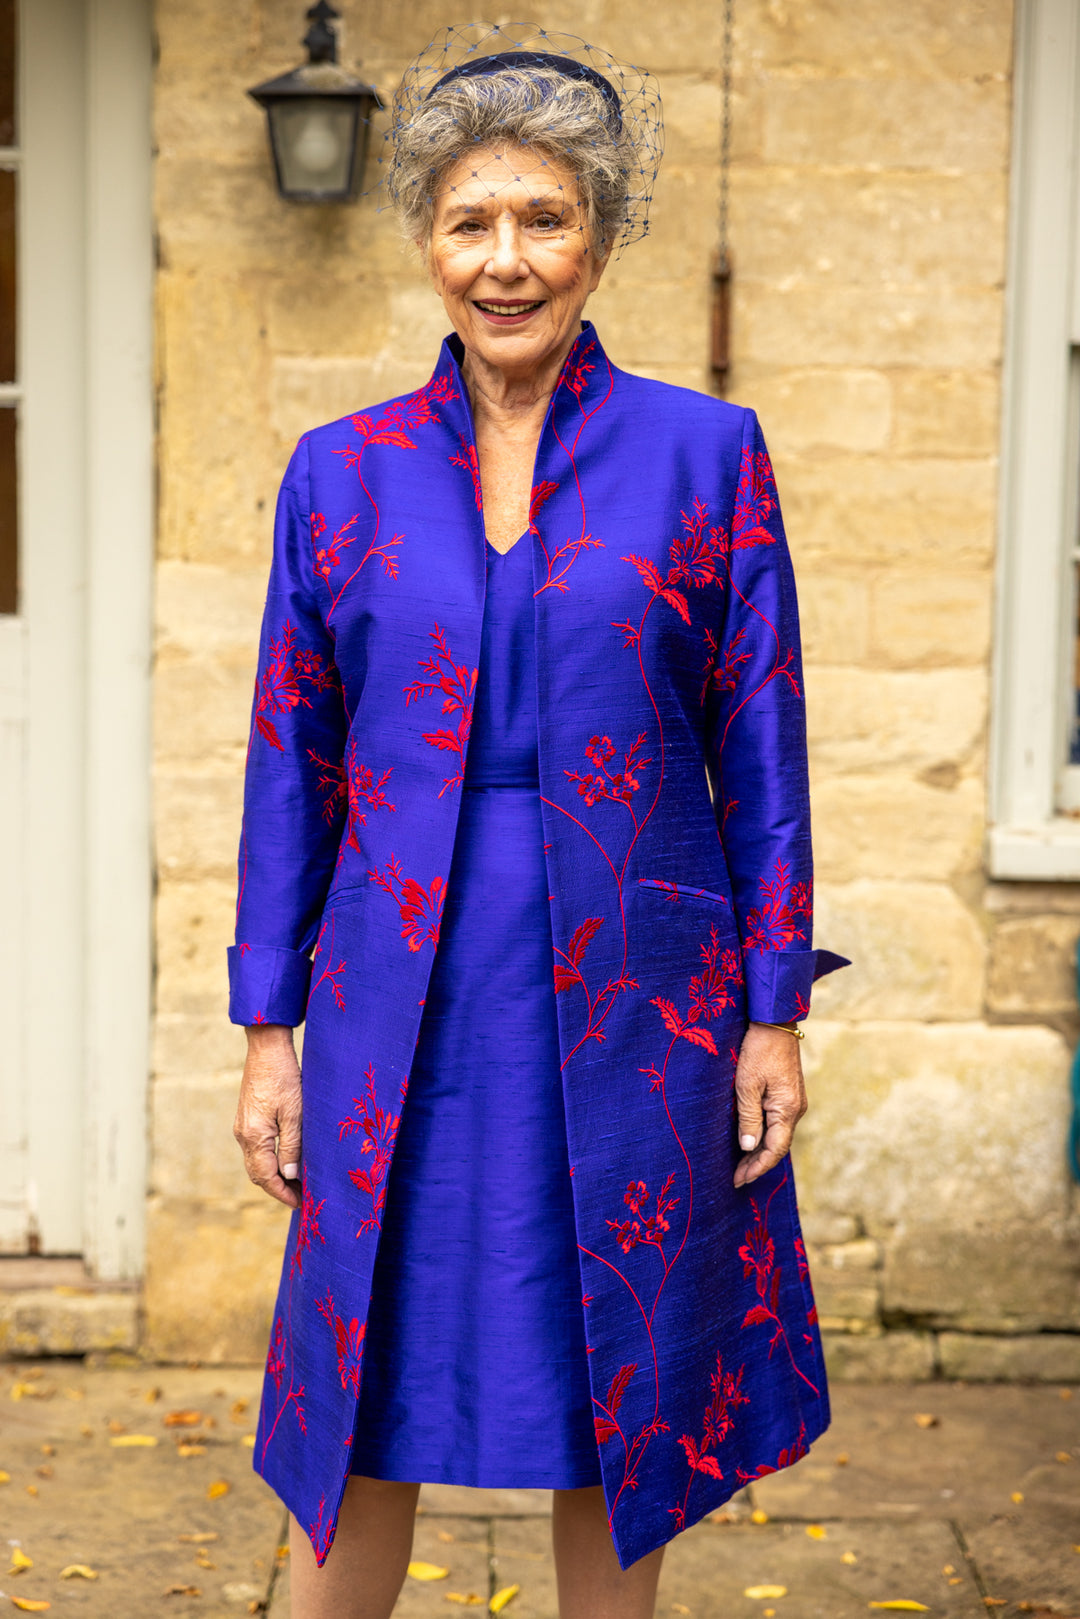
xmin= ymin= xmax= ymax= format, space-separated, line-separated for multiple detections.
xmin=387 ymin=65 xmax=636 ymax=256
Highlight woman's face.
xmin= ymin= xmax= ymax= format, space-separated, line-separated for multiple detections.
xmin=426 ymin=144 xmax=607 ymax=380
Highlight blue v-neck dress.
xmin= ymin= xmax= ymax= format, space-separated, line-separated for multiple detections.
xmin=350 ymin=537 xmax=602 ymax=1488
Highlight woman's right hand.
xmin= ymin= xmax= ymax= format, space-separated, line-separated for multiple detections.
xmin=233 ymin=1024 xmax=303 ymax=1210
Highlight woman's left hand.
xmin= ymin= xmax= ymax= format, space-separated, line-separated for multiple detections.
xmin=733 ymin=1023 xmax=807 ymax=1189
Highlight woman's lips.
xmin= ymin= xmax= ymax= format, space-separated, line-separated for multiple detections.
xmin=472 ymin=299 xmax=545 ymax=326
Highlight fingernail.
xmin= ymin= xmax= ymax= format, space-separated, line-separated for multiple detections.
xmin=283 ymin=1164 xmax=299 ymax=1181
xmin=739 ymin=1135 xmax=757 ymax=1152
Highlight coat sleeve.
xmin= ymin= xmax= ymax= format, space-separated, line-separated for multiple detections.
xmin=227 ymin=437 xmax=348 ymax=1027
xmin=704 ymin=408 xmax=847 ymax=1024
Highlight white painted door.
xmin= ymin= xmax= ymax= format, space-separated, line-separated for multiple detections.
xmin=0 ymin=0 xmax=152 ymax=1275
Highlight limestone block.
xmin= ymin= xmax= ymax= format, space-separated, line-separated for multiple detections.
xmin=155 ymin=878 xmax=237 ymax=1018
xmin=819 ymin=1238 xmax=883 ymax=1270
xmin=796 ymin=1019 xmax=1071 ymax=1237
xmin=820 ymin=1330 xmax=936 ymax=1382
xmin=271 ymin=355 xmax=427 ymax=448
xmin=0 ymin=1290 xmax=138 ymax=1358
xmin=143 ymin=1195 xmax=286 ymax=1363
xmin=733 ymin=170 xmax=1006 ymax=290
xmin=813 ymin=1274 xmax=882 ymax=1331
xmin=155 ymin=772 xmax=245 ymax=884
xmin=738 ymin=283 xmax=1003 ymax=370
xmin=264 ymin=273 xmax=392 ymax=359
xmin=799 ymin=1211 xmax=860 ymax=1245
xmin=884 ymin=1225 xmax=1080 ymax=1332
xmin=869 ymin=571 xmax=993 ymax=667
xmin=987 ymin=915 xmax=1080 ymax=1016
xmin=156 ymin=270 xmax=277 ymax=566
xmin=805 ymin=667 xmax=986 ymax=774
xmin=780 ymin=450 xmax=997 ymax=571
xmin=660 ymin=76 xmax=764 ymax=168
xmin=156 ymin=563 xmax=267 ymax=660
xmin=810 ymin=881 xmax=985 ymax=1019
xmin=746 ymin=368 xmax=892 ymax=454
xmin=938 ymin=1332 xmax=1080 ymax=1381
xmin=740 ymin=0 xmax=1013 ymax=81
xmin=763 ymin=78 xmax=1009 ymax=172
xmin=151 ymin=1074 xmax=254 ymax=1203
xmin=809 ymin=774 xmax=984 ymax=883
xmin=154 ymin=645 xmax=254 ymax=771
xmin=890 ymin=369 xmax=1001 ymax=458
xmin=154 ymin=1011 xmax=247 ymax=1077
xmin=796 ymin=574 xmax=871 ymax=665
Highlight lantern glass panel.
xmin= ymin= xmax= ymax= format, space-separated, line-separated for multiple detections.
xmin=271 ymin=98 xmax=357 ymax=197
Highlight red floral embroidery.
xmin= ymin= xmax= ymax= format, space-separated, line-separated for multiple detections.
xmin=669 ymin=1354 xmax=749 ymax=1531
xmin=316 ymin=1291 xmax=366 ymax=1396
xmin=308 ymin=737 xmax=395 ymax=849
xmin=732 ymin=448 xmax=780 ymax=550
xmin=367 ymin=855 xmax=445 ymax=952
xmin=565 ymin=733 xmax=651 ymax=821
xmin=739 ymin=1179 xmax=820 ymax=1395
xmin=650 ymin=926 xmax=741 ymax=1058
xmin=260 ymin=1313 xmax=307 ymax=1463
xmin=255 ymin=621 xmax=340 ymax=751
xmin=310 ymin=915 xmax=346 ymax=1011
xmin=594 ymin=1361 xmax=637 ymax=1446
xmin=616 ymin=501 xmax=726 ymax=646
xmin=534 ymin=340 xmax=613 ymax=595
xmin=339 ymin=1064 xmax=404 ymax=1236
xmin=553 ymin=916 xmax=637 ymax=1049
xmin=403 ymin=625 xmax=478 ymax=796
xmin=292 ymin=1183 xmax=326 ymax=1276
xmin=736 ymin=1421 xmax=809 ymax=1483
xmin=744 ymin=858 xmax=812 ymax=953
xmin=310 ymin=1496 xmax=334 ymax=1564
xmin=450 ymin=436 xmax=483 ymax=510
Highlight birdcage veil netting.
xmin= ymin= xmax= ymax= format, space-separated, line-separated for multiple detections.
xmin=376 ymin=22 xmax=664 ymax=256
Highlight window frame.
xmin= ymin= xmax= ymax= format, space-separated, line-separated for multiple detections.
xmin=990 ymin=0 xmax=1080 ymax=878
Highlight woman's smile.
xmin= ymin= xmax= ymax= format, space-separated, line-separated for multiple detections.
xmin=472 ymin=297 xmax=547 ymax=324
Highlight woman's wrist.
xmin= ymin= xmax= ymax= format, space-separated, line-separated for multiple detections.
xmin=749 ymin=1019 xmax=805 ymax=1040
xmin=245 ymin=1022 xmax=296 ymax=1047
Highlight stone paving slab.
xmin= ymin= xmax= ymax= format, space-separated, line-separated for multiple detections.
xmin=2 ymin=1367 xmax=1078 ymax=1617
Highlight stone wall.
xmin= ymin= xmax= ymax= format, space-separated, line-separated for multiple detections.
xmin=148 ymin=0 xmax=1080 ymax=1374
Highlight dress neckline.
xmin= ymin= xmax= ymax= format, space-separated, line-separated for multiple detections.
xmin=486 ymin=533 xmax=529 ymax=559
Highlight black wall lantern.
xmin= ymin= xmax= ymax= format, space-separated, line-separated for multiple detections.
xmin=248 ymin=2 xmax=382 ymax=203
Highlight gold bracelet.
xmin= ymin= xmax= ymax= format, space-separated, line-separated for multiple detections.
xmin=754 ymin=1020 xmax=806 ymax=1040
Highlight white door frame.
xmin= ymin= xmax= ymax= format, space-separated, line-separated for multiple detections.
xmin=17 ymin=0 xmax=153 ymax=1279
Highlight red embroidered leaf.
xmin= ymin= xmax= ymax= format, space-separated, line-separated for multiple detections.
xmin=595 ymin=1415 xmax=621 ymax=1444
xmin=769 ymin=1265 xmax=782 ymax=1313
xmin=679 ymin=1024 xmax=719 ymax=1054
xmin=605 ymin=1362 xmax=637 ymax=1417
xmin=255 ymin=713 xmax=284 ymax=751
xmin=567 ymin=916 xmax=604 ymax=966
xmin=742 ymin=1304 xmax=773 ymax=1327
xmin=660 ymin=588 xmax=691 ymax=624
xmin=553 ymin=964 xmax=582 ymax=994
xmin=694 ymin=1454 xmax=725 ymax=1479
xmin=530 ymin=479 xmax=559 ymax=522
xmin=651 ymin=996 xmax=683 ymax=1036
xmin=730 ymin=523 xmax=776 ymax=550
xmin=624 ymin=554 xmax=664 ymax=594
xmin=368 ymin=429 xmax=418 ymax=450
xmin=420 ymin=728 xmax=463 ymax=753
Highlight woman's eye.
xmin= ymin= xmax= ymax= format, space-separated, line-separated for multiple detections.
xmin=533 ymin=215 xmax=561 ymax=231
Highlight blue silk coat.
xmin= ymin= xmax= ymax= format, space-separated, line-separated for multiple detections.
xmin=229 ymin=324 xmax=846 ymax=1569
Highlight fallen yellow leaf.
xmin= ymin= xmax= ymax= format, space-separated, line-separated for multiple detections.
xmin=942 ymin=1566 xmax=955 ymax=1577
xmin=765 ymin=1611 xmax=776 ymax=1618
xmin=25 ymin=1484 xmax=38 ymax=1497
xmin=1010 ymin=1492 xmax=1024 ymax=1504
xmin=912 ymin=1414 xmax=938 ymax=1429
xmin=164 ymin=1586 xmax=201 ymax=1597
xmin=407 ymin=1561 xmax=449 ymax=1581
xmin=176 ymin=1443 xmax=206 ymax=1458
xmin=207 ymin=1479 xmax=231 ymax=1499
xmin=744 ymin=1587 xmax=787 ymax=1601
xmin=841 ymin=1553 xmax=858 ymax=1566
xmin=868 ymin=1604 xmax=929 ymax=1612
xmin=444 ymin=1596 xmax=484 ymax=1607
xmin=949 ymin=1578 xmax=963 ymax=1586
xmin=806 ymin=1524 xmax=827 ymax=1540
xmin=489 ymin=1587 xmax=520 ymax=1613
xmin=437 ymin=1531 xmax=456 ymax=1544
xmin=240 ymin=1434 xmax=256 ymax=1448
xmin=10 ymin=1600 xmax=51 ymax=1612
xmin=835 ymin=1452 xmax=850 ymax=1465
xmin=0 ymin=1471 xmax=9 ymax=1484
xmin=671 ymin=1607 xmax=691 ymax=1616
xmin=144 ymin=1386 xmax=162 ymax=1403
xmin=39 ymin=1447 xmax=54 ymax=1459
xmin=164 ymin=1410 xmax=203 ymax=1427
xmin=1056 ymin=1450 xmax=1073 ymax=1463
xmin=750 ymin=1509 xmax=769 ymax=1525
xmin=177 ymin=1533 xmax=218 ymax=1544
xmin=230 ymin=1399 xmax=249 ymax=1422
xmin=109 ymin=1434 xmax=158 ymax=1448
xmin=9 ymin=1547 xmax=33 ymax=1573
xmin=59 ymin=1566 xmax=98 ymax=1581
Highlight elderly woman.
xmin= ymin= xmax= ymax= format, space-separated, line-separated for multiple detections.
xmin=230 ymin=30 xmax=846 ymax=1619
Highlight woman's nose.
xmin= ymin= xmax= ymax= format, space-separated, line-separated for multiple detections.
xmin=485 ymin=216 xmax=529 ymax=282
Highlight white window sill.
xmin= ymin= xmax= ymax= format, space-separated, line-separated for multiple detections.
xmin=989 ymin=821 xmax=1080 ymax=879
